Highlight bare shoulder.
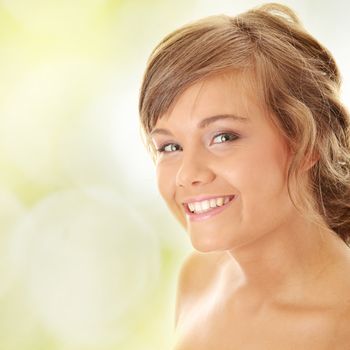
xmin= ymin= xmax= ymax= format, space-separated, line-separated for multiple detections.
xmin=328 ymin=247 xmax=350 ymax=345
xmin=174 ymin=250 xmax=226 ymax=327
xmin=177 ymin=250 xmax=228 ymax=293
xmin=331 ymin=299 xmax=350 ymax=347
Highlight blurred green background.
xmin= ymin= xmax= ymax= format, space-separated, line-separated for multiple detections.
xmin=0 ymin=0 xmax=348 ymax=349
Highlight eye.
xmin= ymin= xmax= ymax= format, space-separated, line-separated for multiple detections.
xmin=157 ymin=143 xmax=182 ymax=153
xmin=212 ymin=132 xmax=239 ymax=144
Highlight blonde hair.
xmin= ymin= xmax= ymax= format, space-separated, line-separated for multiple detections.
xmin=139 ymin=3 xmax=350 ymax=244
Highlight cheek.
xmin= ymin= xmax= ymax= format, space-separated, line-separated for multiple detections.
xmin=156 ymin=161 xmax=182 ymax=212
xmin=156 ymin=162 xmax=187 ymax=227
xmin=221 ymin=146 xmax=289 ymax=197
xmin=156 ymin=163 xmax=173 ymax=202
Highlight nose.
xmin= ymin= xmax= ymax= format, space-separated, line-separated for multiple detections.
xmin=175 ymin=150 xmax=215 ymax=188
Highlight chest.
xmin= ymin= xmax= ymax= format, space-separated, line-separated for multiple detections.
xmin=174 ymin=299 xmax=346 ymax=350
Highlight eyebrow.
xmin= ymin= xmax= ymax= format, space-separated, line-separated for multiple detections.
xmin=199 ymin=114 xmax=249 ymax=128
xmin=150 ymin=114 xmax=248 ymax=137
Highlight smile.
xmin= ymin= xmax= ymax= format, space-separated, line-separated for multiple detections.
xmin=183 ymin=195 xmax=235 ymax=219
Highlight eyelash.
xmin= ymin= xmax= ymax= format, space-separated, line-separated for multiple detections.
xmin=156 ymin=131 xmax=239 ymax=154
xmin=157 ymin=143 xmax=183 ymax=153
xmin=211 ymin=131 xmax=239 ymax=144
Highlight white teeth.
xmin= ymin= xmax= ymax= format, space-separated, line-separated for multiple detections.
xmin=187 ymin=196 xmax=233 ymax=214
xmin=201 ymin=200 xmax=210 ymax=211
xmin=216 ymin=197 xmax=224 ymax=206
xmin=188 ymin=203 xmax=195 ymax=212
xmin=194 ymin=202 xmax=202 ymax=213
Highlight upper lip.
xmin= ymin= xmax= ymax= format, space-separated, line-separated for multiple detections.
xmin=181 ymin=194 xmax=235 ymax=204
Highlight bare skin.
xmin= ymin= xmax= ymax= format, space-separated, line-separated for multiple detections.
xmin=152 ymin=72 xmax=350 ymax=349
xmin=174 ymin=238 xmax=350 ymax=350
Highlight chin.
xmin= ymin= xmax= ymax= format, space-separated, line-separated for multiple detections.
xmin=189 ymin=233 xmax=231 ymax=253
xmin=191 ymin=242 xmax=217 ymax=253
xmin=188 ymin=225 xmax=256 ymax=253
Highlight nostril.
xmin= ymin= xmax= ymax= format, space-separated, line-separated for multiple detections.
xmin=176 ymin=159 xmax=215 ymax=188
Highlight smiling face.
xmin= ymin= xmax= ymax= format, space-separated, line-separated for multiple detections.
xmin=151 ymin=72 xmax=300 ymax=253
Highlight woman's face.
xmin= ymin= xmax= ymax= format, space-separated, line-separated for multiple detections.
xmin=151 ymin=73 xmax=297 ymax=252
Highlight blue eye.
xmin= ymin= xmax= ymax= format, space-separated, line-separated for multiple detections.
xmin=212 ymin=132 xmax=238 ymax=144
xmin=157 ymin=143 xmax=182 ymax=153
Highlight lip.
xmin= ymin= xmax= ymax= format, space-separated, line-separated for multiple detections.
xmin=183 ymin=195 xmax=236 ymax=222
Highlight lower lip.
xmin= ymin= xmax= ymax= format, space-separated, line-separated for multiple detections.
xmin=185 ymin=196 xmax=235 ymax=222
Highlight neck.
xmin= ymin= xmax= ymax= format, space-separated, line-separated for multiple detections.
xmin=224 ymin=213 xmax=349 ymax=303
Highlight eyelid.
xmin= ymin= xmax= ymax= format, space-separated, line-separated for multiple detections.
xmin=210 ymin=130 xmax=240 ymax=145
xmin=152 ymin=138 xmax=175 ymax=151
xmin=156 ymin=142 xmax=182 ymax=153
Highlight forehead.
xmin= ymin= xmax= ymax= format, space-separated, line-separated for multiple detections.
xmin=155 ymin=71 xmax=268 ymax=128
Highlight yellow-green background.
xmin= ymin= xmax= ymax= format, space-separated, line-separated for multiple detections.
xmin=0 ymin=1 xmax=349 ymax=349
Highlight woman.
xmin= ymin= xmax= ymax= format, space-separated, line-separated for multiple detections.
xmin=139 ymin=3 xmax=350 ymax=349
